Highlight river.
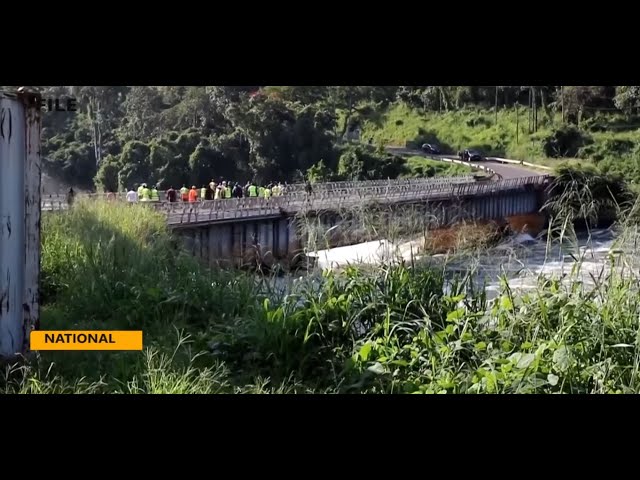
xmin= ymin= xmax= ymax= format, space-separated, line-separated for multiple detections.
xmin=266 ymin=227 xmax=631 ymax=301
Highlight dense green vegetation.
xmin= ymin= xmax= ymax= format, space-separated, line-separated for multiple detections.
xmin=3 ymin=193 xmax=640 ymax=394
xmin=5 ymin=85 xmax=640 ymax=394
xmin=358 ymin=104 xmax=640 ymax=180
xmin=8 ymin=85 xmax=640 ymax=190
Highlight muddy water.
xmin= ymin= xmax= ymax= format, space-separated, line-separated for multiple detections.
xmin=266 ymin=228 xmax=628 ymax=301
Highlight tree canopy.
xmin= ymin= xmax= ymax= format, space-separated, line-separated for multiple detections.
xmin=6 ymin=85 xmax=640 ymax=191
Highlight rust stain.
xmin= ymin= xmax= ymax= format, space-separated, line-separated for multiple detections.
xmin=505 ymin=213 xmax=546 ymax=236
xmin=424 ymin=220 xmax=505 ymax=254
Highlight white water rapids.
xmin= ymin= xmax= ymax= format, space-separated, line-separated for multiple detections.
xmin=269 ymin=228 xmax=632 ymax=301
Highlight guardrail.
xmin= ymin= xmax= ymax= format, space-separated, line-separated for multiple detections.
xmin=488 ymin=157 xmax=554 ymax=171
xmin=427 ymin=155 xmax=500 ymax=179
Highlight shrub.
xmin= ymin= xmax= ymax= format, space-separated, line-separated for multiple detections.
xmin=543 ymin=125 xmax=592 ymax=158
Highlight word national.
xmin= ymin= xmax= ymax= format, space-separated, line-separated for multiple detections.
xmin=44 ymin=333 xmax=116 ymax=344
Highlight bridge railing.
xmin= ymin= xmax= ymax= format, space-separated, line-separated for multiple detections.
xmin=39 ymin=174 xmax=478 ymax=207
xmin=159 ymin=175 xmax=550 ymax=225
xmin=42 ymin=175 xmax=550 ymax=221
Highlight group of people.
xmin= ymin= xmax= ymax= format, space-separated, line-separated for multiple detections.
xmin=125 ymin=180 xmax=286 ymax=204
xmin=125 ymin=183 xmax=161 ymax=203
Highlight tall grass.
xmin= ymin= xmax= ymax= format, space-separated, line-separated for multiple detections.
xmin=9 ymin=194 xmax=640 ymax=394
xmin=41 ymin=200 xmax=259 ymax=328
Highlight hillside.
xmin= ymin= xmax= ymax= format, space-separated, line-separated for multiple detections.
xmin=356 ymin=104 xmax=640 ymax=183
xmin=4 ymin=86 xmax=640 ymax=190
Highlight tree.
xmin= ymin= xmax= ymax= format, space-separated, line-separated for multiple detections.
xmin=116 ymin=141 xmax=152 ymax=190
xmin=119 ymin=86 xmax=165 ymax=141
xmin=326 ymin=86 xmax=372 ymax=137
xmin=557 ymin=86 xmax=611 ymax=126
xmin=68 ymin=86 xmax=128 ymax=166
xmin=94 ymin=155 xmax=120 ymax=192
xmin=307 ymin=159 xmax=333 ymax=182
xmin=614 ymin=86 xmax=640 ymax=116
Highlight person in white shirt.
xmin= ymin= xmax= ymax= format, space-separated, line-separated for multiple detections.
xmin=126 ymin=188 xmax=138 ymax=203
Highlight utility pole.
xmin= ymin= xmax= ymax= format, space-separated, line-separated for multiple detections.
xmin=516 ymin=102 xmax=519 ymax=144
xmin=533 ymin=87 xmax=538 ymax=133
xmin=528 ymin=88 xmax=532 ymax=134
xmin=495 ymin=86 xmax=499 ymax=125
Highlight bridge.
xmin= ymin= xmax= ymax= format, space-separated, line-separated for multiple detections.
xmin=42 ymin=152 xmax=552 ymax=268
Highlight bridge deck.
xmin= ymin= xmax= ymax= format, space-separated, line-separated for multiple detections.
xmin=42 ymin=174 xmax=551 ymax=226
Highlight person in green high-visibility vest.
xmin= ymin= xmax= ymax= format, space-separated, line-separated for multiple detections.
xmin=180 ymin=185 xmax=189 ymax=202
xmin=264 ymin=185 xmax=272 ymax=199
xmin=248 ymin=182 xmax=258 ymax=197
xmin=224 ymin=182 xmax=231 ymax=199
xmin=258 ymin=185 xmax=265 ymax=197
xmin=150 ymin=185 xmax=160 ymax=202
xmin=141 ymin=184 xmax=151 ymax=202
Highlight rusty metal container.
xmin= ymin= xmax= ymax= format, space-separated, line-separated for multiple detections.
xmin=0 ymin=89 xmax=42 ymax=358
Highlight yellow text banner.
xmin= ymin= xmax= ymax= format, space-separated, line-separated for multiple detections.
xmin=31 ymin=331 xmax=143 ymax=351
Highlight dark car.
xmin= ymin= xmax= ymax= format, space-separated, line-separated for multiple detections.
xmin=421 ymin=143 xmax=442 ymax=155
xmin=459 ymin=149 xmax=484 ymax=162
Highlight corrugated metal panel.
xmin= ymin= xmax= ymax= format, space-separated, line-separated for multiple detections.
xmin=0 ymin=90 xmax=42 ymax=358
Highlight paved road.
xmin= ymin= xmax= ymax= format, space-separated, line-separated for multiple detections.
xmin=385 ymin=147 xmax=546 ymax=180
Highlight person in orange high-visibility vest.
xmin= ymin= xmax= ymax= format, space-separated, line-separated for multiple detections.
xmin=188 ymin=186 xmax=198 ymax=203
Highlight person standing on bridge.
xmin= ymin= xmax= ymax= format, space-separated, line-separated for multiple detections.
xmin=224 ymin=182 xmax=232 ymax=199
xmin=151 ymin=185 xmax=160 ymax=202
xmin=141 ymin=184 xmax=151 ymax=202
xmin=180 ymin=185 xmax=189 ymax=202
xmin=248 ymin=181 xmax=258 ymax=198
xmin=233 ymin=182 xmax=243 ymax=198
xmin=188 ymin=186 xmax=198 ymax=203
xmin=201 ymin=185 xmax=207 ymax=201
xmin=205 ymin=184 xmax=214 ymax=200
xmin=166 ymin=186 xmax=177 ymax=203
xmin=126 ymin=187 xmax=138 ymax=204
xmin=138 ymin=183 xmax=145 ymax=199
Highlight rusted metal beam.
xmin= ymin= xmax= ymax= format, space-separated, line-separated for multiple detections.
xmin=0 ymin=89 xmax=42 ymax=358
